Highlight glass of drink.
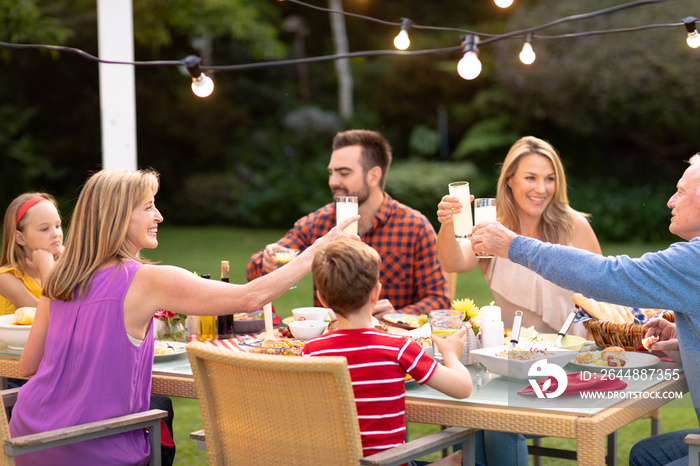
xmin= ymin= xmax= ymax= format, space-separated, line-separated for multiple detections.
xmin=198 ymin=316 xmax=217 ymax=342
xmin=473 ymin=198 xmax=497 ymax=258
xmin=272 ymin=247 xmax=300 ymax=289
xmin=448 ymin=182 xmax=472 ymax=242
xmin=335 ymin=196 xmax=359 ymax=235
xmin=429 ymin=310 xmax=463 ymax=362
xmin=197 ymin=273 xmax=217 ymax=341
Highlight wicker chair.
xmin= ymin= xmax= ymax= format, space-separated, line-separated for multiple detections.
xmin=0 ymin=387 xmax=166 ymax=466
xmin=186 ymin=341 xmax=476 ymax=466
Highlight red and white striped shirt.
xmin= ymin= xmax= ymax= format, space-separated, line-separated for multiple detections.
xmin=301 ymin=328 xmax=437 ymax=456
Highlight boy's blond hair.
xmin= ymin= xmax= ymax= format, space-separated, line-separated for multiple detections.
xmin=312 ymin=239 xmax=380 ymax=316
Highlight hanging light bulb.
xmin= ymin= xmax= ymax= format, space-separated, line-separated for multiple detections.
xmin=683 ymin=17 xmax=700 ymax=48
xmin=394 ymin=18 xmax=413 ymax=50
xmin=191 ymin=74 xmax=215 ymax=97
xmin=181 ymin=55 xmax=215 ymax=98
xmin=457 ymin=35 xmax=482 ymax=80
xmin=519 ymin=33 xmax=536 ymax=65
xmin=494 ymin=0 xmax=514 ymax=8
xmin=394 ymin=30 xmax=410 ymax=50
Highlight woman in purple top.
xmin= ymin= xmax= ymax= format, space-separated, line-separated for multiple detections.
xmin=9 ymin=168 xmax=356 ymax=465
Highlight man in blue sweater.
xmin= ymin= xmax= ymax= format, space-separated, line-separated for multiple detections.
xmin=471 ymin=154 xmax=700 ymax=466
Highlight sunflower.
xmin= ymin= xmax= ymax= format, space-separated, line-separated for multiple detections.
xmin=452 ymin=298 xmax=479 ymax=321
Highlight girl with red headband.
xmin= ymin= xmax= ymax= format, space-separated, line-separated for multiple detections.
xmin=0 ymin=193 xmax=64 ymax=315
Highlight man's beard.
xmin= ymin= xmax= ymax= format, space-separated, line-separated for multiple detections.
xmin=331 ymin=182 xmax=370 ymax=205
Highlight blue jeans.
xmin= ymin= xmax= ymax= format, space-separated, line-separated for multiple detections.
xmin=475 ymin=430 xmax=530 ymax=466
xmin=629 ymin=428 xmax=700 ymax=466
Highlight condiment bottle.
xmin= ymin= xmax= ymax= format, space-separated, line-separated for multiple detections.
xmin=480 ymin=304 xmax=504 ymax=348
xmin=217 ymin=261 xmax=234 ymax=340
xmin=198 ymin=273 xmax=217 ymax=341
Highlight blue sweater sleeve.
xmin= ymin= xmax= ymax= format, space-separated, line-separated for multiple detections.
xmin=508 ymin=236 xmax=700 ymax=315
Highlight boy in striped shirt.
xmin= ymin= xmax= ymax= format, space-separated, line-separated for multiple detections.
xmin=302 ymin=239 xmax=472 ymax=465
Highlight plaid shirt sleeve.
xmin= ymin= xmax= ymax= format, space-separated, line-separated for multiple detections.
xmin=396 ymin=211 xmax=450 ymax=316
xmin=365 ymin=197 xmax=450 ymax=316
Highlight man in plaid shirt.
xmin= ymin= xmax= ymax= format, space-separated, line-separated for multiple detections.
xmin=246 ymin=130 xmax=449 ymax=316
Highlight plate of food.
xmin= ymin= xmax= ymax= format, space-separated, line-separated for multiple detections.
xmin=154 ymin=340 xmax=188 ymax=359
xmin=242 ymin=338 xmax=306 ymax=356
xmin=569 ymin=347 xmax=660 ymax=369
xmin=381 ymin=314 xmax=427 ymax=329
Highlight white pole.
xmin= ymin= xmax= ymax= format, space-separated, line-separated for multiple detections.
xmin=97 ymin=0 xmax=138 ymax=170
xmin=328 ymin=0 xmax=353 ymax=119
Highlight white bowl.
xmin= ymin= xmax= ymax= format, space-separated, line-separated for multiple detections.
xmin=292 ymin=307 xmax=331 ymax=322
xmin=287 ymin=320 xmax=328 ymax=340
xmin=0 ymin=314 xmax=31 ymax=351
xmin=471 ymin=344 xmax=577 ymax=380
xmin=518 ymin=334 xmax=587 ymax=352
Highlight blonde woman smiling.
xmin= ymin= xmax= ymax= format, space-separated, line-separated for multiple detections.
xmin=436 ymin=136 xmax=602 ymax=466
xmin=437 ymin=136 xmax=601 ymax=337
xmin=10 ymin=169 xmax=356 ymax=465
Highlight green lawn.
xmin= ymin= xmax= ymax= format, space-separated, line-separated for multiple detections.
xmin=147 ymin=227 xmax=691 ymax=465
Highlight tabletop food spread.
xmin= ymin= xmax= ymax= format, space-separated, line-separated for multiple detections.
xmin=571 ymin=349 xmax=660 ymax=369
xmin=381 ymin=314 xmax=427 ymax=329
xmin=154 ymin=340 xmax=188 ymax=359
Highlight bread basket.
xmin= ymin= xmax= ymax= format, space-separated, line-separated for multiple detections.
xmin=574 ymin=294 xmax=674 ymax=351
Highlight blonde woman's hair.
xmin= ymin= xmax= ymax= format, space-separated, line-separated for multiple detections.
xmin=496 ymin=136 xmax=588 ymax=245
xmin=312 ymin=238 xmax=381 ymax=316
xmin=44 ymin=169 xmax=160 ymax=301
xmin=1 ymin=193 xmax=60 ymax=271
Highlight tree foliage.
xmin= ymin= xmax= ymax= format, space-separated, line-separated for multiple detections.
xmin=490 ymin=0 xmax=700 ymax=183
xmin=0 ymin=0 xmax=694 ymax=242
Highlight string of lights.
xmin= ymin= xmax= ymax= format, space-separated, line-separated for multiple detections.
xmin=0 ymin=0 xmax=696 ymax=97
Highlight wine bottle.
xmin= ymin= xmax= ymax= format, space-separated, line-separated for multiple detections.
xmin=198 ymin=273 xmax=217 ymax=341
xmin=217 ymin=261 xmax=234 ymax=340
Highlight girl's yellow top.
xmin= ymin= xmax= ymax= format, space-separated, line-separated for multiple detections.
xmin=0 ymin=266 xmax=40 ymax=316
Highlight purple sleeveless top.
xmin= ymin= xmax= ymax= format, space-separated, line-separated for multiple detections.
xmin=9 ymin=260 xmax=154 ymax=466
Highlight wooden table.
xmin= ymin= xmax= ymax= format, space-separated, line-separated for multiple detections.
xmin=1 ymin=347 xmax=689 ymax=466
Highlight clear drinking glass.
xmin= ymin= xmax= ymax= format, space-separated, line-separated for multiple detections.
xmin=473 ymin=198 xmax=497 ymax=258
xmin=272 ymin=247 xmax=300 ymax=289
xmin=448 ymin=182 xmax=472 ymax=241
xmin=429 ymin=310 xmax=463 ymax=362
xmin=335 ymin=196 xmax=359 ymax=235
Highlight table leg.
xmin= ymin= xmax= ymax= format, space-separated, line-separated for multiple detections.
xmin=576 ymin=422 xmax=608 ymax=466
xmin=607 ymin=431 xmax=618 ymax=466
